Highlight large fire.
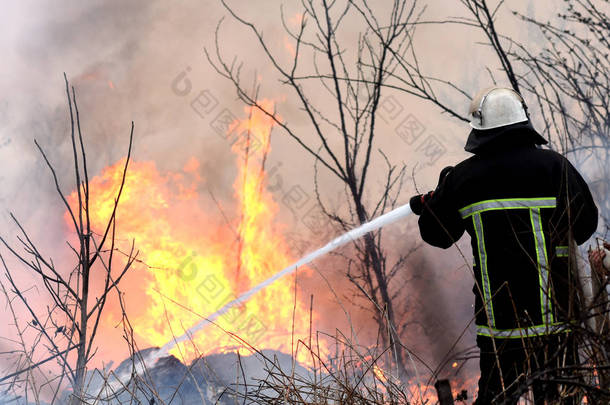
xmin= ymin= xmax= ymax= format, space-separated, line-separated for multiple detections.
xmin=67 ymin=102 xmax=319 ymax=364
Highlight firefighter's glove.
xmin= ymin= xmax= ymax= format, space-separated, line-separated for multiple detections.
xmin=409 ymin=191 xmax=433 ymax=216
xmin=410 ymin=166 xmax=452 ymax=215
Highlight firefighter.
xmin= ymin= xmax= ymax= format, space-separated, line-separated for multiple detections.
xmin=410 ymin=87 xmax=598 ymax=404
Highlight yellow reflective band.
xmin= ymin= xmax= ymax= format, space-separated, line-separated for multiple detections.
xmin=476 ymin=323 xmax=570 ymax=339
xmin=556 ymin=245 xmax=569 ymax=257
xmin=530 ymin=208 xmax=554 ymax=324
xmin=473 ymin=213 xmax=495 ymax=327
xmin=459 ymin=197 xmax=557 ymax=219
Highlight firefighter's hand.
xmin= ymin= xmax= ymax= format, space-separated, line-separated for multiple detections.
xmin=589 ymin=242 xmax=610 ymax=277
xmin=409 ymin=191 xmax=433 ymax=216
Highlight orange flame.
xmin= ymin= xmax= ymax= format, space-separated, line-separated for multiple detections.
xmin=68 ymin=101 xmax=321 ymax=365
xmin=406 ymin=381 xmax=437 ymax=404
xmin=373 ymin=364 xmax=388 ymax=383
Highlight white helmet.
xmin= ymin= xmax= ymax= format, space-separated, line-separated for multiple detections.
xmin=469 ymin=87 xmax=528 ymax=130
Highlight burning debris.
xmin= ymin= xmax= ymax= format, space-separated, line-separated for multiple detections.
xmin=82 ymin=347 xmax=311 ymax=404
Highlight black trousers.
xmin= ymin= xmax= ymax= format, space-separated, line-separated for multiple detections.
xmin=474 ymin=333 xmax=576 ymax=405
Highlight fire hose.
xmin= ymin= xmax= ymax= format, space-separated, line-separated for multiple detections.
xmin=157 ymin=202 xmax=413 ymax=356
xmin=158 ymin=167 xmax=455 ymax=355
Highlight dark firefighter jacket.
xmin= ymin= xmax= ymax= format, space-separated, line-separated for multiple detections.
xmin=418 ymin=121 xmax=598 ymax=339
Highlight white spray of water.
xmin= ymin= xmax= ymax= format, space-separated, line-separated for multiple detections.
xmin=151 ymin=202 xmax=413 ymax=360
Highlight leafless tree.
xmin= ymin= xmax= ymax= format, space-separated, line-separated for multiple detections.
xmin=414 ymin=0 xmax=610 ymax=221
xmin=207 ymin=0 xmax=436 ymax=374
xmin=0 ymin=75 xmax=136 ymax=404
xmin=509 ymin=0 xmax=610 ymax=225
